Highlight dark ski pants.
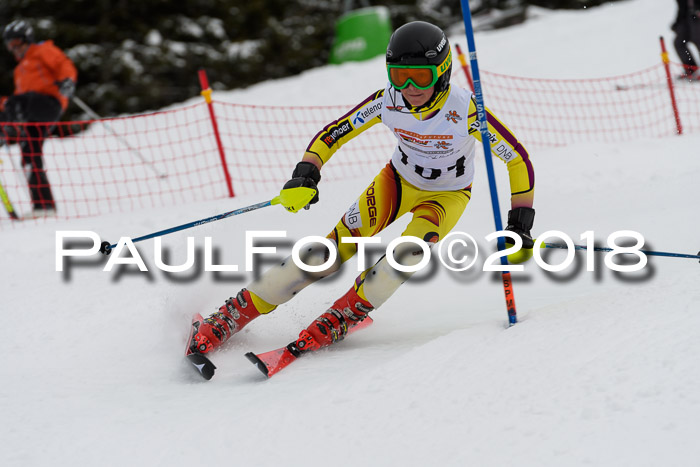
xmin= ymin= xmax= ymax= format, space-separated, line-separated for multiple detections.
xmin=674 ymin=19 xmax=700 ymax=70
xmin=1 ymin=93 xmax=62 ymax=210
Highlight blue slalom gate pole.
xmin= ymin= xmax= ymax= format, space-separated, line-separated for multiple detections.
xmin=460 ymin=0 xmax=518 ymax=325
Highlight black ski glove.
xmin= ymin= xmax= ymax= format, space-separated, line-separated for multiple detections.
xmin=505 ymin=207 xmax=535 ymax=249
xmin=4 ymin=96 xmax=25 ymax=122
xmin=283 ymin=161 xmax=321 ymax=205
xmin=56 ymin=78 xmax=76 ymax=98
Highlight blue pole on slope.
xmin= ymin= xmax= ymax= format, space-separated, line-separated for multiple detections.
xmin=459 ymin=0 xmax=518 ymax=325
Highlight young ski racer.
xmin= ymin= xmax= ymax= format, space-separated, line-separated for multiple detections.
xmin=187 ymin=21 xmax=536 ymax=366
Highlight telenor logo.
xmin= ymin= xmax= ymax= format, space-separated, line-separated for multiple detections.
xmin=353 ymin=111 xmax=365 ymax=126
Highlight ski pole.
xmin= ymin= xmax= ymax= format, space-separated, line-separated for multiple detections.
xmin=72 ymin=96 xmax=168 ymax=179
xmin=544 ymin=243 xmax=700 ymax=263
xmin=98 ymin=186 xmax=316 ymax=255
xmin=460 ymin=0 xmax=518 ymax=326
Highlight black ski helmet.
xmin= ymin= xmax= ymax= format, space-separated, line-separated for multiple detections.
xmin=3 ymin=20 xmax=35 ymax=44
xmin=386 ymin=21 xmax=452 ymax=94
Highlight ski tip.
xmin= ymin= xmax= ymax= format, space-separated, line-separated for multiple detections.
xmin=186 ymin=353 xmax=217 ymax=380
xmin=245 ymin=352 xmax=270 ymax=377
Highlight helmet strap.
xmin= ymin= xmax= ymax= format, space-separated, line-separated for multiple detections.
xmin=388 ymin=85 xmax=450 ymax=116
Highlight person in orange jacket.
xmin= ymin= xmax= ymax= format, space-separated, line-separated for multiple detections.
xmin=0 ymin=19 xmax=77 ymax=216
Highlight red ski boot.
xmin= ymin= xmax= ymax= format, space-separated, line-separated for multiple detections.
xmin=245 ymin=286 xmax=374 ymax=377
xmin=295 ymin=286 xmax=374 ymax=353
xmin=190 ymin=289 xmax=262 ymax=354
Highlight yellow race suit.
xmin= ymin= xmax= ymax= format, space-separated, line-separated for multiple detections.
xmin=247 ymin=83 xmax=535 ymax=312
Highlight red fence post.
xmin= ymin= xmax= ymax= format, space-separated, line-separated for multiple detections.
xmin=198 ymin=69 xmax=235 ymax=197
xmin=659 ymin=36 xmax=683 ymax=135
xmin=455 ymin=44 xmax=474 ymax=93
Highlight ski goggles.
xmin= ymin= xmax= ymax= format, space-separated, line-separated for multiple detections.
xmin=387 ymin=52 xmax=452 ymax=90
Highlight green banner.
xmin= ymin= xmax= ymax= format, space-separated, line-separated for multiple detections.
xmin=330 ymin=7 xmax=392 ymax=64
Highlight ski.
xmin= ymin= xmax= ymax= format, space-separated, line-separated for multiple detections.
xmin=615 ymin=78 xmax=698 ymax=91
xmin=245 ymin=316 xmax=374 ymax=378
xmin=186 ymin=352 xmax=216 ymax=380
xmin=184 ymin=313 xmax=217 ymax=380
xmin=0 ymin=177 xmax=19 ymax=220
xmin=245 ymin=344 xmax=299 ymax=377
xmin=614 ymin=82 xmax=666 ymax=91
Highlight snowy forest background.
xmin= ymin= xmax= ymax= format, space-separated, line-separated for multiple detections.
xmin=0 ymin=0 xmax=623 ymax=120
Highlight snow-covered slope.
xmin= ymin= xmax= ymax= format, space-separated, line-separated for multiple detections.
xmin=2 ymin=1 xmax=699 ymax=466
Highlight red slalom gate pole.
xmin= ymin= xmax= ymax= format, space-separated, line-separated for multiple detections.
xmin=455 ymin=43 xmax=474 ymax=92
xmin=659 ymin=37 xmax=683 ymax=135
xmin=199 ymin=69 xmax=235 ymax=197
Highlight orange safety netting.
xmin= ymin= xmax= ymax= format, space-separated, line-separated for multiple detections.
xmin=1 ymin=62 xmax=698 ymax=227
